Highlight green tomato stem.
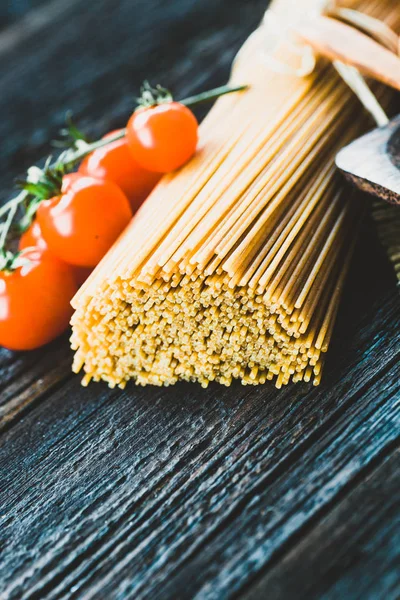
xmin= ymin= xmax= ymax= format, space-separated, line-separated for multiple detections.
xmin=0 ymin=132 xmax=127 ymax=225
xmin=180 ymin=84 xmax=248 ymax=107
xmin=0 ymin=82 xmax=248 ymax=253
xmin=55 ymin=130 xmax=126 ymax=167
xmin=0 ymin=190 xmax=28 ymax=220
xmin=0 ymin=197 xmax=19 ymax=248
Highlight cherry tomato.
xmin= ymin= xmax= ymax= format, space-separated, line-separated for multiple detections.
xmin=37 ymin=175 xmax=132 ymax=267
xmin=62 ymin=173 xmax=81 ymax=192
xmin=19 ymin=220 xmax=92 ymax=286
xmin=79 ymin=130 xmax=161 ymax=213
xmin=0 ymin=248 xmax=78 ymax=351
xmin=19 ymin=219 xmax=48 ymax=251
xmin=126 ymin=102 xmax=198 ymax=173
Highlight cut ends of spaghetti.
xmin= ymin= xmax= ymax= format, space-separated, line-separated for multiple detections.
xmin=70 ymin=0 xmax=399 ymax=389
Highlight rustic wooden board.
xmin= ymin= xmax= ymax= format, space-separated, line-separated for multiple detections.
xmin=0 ymin=1 xmax=48 ymax=31
xmin=242 ymin=449 xmax=400 ymax=600
xmin=0 ymin=1 xmax=399 ymax=599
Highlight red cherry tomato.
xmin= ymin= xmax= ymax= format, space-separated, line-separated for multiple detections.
xmin=0 ymin=248 xmax=78 ymax=351
xmin=19 ymin=220 xmax=92 ymax=287
xmin=19 ymin=220 xmax=48 ymax=251
xmin=79 ymin=130 xmax=161 ymax=213
xmin=36 ymin=175 xmax=132 ymax=267
xmin=62 ymin=172 xmax=81 ymax=192
xmin=126 ymin=102 xmax=198 ymax=173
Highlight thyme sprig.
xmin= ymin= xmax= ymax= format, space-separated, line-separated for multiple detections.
xmin=136 ymin=81 xmax=173 ymax=108
xmin=0 ymin=128 xmax=126 ymax=238
xmin=135 ymin=81 xmax=248 ymax=110
xmin=52 ymin=111 xmax=90 ymax=149
xmin=0 ymin=81 xmax=248 ymax=270
xmin=0 ymin=248 xmax=32 ymax=272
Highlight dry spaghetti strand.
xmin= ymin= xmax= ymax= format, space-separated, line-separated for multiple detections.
xmin=70 ymin=0 xmax=400 ymax=390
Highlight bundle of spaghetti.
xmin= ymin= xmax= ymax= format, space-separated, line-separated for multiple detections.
xmin=70 ymin=0 xmax=400 ymax=389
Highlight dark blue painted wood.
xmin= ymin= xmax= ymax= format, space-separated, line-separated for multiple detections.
xmin=0 ymin=1 xmax=48 ymax=30
xmin=0 ymin=1 xmax=399 ymax=599
xmin=243 ymin=449 xmax=400 ymax=600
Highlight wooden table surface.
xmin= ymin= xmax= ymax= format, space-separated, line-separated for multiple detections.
xmin=0 ymin=1 xmax=399 ymax=598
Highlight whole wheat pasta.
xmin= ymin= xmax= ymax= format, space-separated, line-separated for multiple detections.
xmin=70 ymin=0 xmax=400 ymax=389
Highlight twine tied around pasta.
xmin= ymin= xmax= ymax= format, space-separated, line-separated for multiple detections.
xmin=234 ymin=0 xmax=400 ymax=127
xmin=234 ymin=0 xmax=400 ymax=81
xmin=232 ymin=0 xmax=321 ymax=78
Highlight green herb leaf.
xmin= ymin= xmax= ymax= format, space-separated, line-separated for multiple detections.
xmin=0 ymin=249 xmax=32 ymax=272
xmin=52 ymin=111 xmax=89 ymax=149
xmin=136 ymin=80 xmax=173 ymax=109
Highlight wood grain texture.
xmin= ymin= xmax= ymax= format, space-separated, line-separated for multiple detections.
xmin=0 ymin=1 xmax=48 ymax=31
xmin=0 ymin=334 xmax=72 ymax=430
xmin=0 ymin=0 xmax=399 ymax=599
xmin=0 ymin=236 xmax=398 ymax=598
xmin=243 ymin=448 xmax=400 ymax=600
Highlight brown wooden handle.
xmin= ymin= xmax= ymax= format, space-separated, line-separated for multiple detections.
xmin=294 ymin=16 xmax=400 ymax=92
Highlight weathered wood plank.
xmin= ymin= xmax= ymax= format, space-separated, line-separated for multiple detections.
xmin=242 ymin=449 xmax=400 ymax=600
xmin=0 ymin=281 xmax=398 ymax=598
xmin=0 ymin=0 xmax=398 ymax=598
xmin=0 ymin=335 xmax=74 ymax=438
xmin=0 ymin=0 xmax=48 ymax=31
xmin=156 ymin=367 xmax=399 ymax=600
